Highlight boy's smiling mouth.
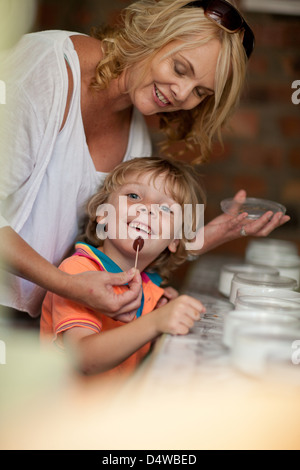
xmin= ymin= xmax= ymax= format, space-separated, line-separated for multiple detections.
xmin=128 ymin=221 xmax=152 ymax=236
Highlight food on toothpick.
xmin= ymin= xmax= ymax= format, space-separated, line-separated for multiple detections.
xmin=133 ymin=236 xmax=144 ymax=252
xmin=133 ymin=236 xmax=144 ymax=269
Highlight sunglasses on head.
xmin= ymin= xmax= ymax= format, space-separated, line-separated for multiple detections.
xmin=183 ymin=0 xmax=255 ymax=59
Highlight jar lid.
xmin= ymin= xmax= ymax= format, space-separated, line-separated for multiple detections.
xmin=222 ymin=263 xmax=279 ymax=275
xmin=247 ymin=238 xmax=298 ymax=254
xmin=236 ymin=287 xmax=300 ymax=303
xmin=221 ymin=197 xmax=286 ymax=220
xmin=233 ymin=273 xmax=297 ymax=289
xmin=236 ymin=295 xmax=300 ymax=313
xmin=250 ymin=254 xmax=300 ymax=268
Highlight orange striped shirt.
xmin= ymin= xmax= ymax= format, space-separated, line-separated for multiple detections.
xmin=41 ymin=244 xmax=164 ymax=376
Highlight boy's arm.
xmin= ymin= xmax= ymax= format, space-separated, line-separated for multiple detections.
xmin=63 ymin=295 xmax=204 ymax=375
xmin=63 ymin=313 xmax=159 ymax=375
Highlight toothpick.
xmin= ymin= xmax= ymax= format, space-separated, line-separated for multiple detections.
xmin=134 ymin=245 xmax=140 ymax=270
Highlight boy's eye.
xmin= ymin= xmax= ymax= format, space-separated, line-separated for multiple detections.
xmin=127 ymin=193 xmax=140 ymax=200
xmin=160 ymin=205 xmax=173 ymax=214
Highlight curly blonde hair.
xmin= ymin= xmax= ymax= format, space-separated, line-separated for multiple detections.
xmin=91 ymin=0 xmax=248 ymax=162
xmin=82 ymin=156 xmax=206 ymax=283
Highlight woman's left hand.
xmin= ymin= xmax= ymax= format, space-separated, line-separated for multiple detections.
xmin=193 ymin=190 xmax=291 ymax=255
xmin=155 ymin=286 xmax=179 ymax=309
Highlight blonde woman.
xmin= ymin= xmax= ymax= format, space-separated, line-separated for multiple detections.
xmin=0 ymin=0 xmax=289 ymax=321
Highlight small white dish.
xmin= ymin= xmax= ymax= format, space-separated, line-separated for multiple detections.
xmin=223 ymin=309 xmax=299 ymax=348
xmin=235 ymin=295 xmax=300 ymax=317
xmin=246 ymin=239 xmax=298 ymax=260
xmin=229 ymin=273 xmax=297 ymax=304
xmin=218 ymin=264 xmax=279 ymax=297
xmin=247 ymin=254 xmax=300 ymax=288
xmin=230 ymin=324 xmax=300 ymax=377
xmin=235 ymin=287 xmax=300 ymax=305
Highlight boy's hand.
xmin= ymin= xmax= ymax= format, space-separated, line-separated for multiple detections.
xmin=155 ymin=286 xmax=179 ymax=309
xmin=154 ymin=295 xmax=205 ymax=336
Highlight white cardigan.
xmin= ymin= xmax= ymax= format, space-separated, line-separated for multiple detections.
xmin=0 ymin=30 xmax=152 ymax=316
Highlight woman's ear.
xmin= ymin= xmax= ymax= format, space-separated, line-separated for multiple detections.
xmin=168 ymin=238 xmax=180 ymax=254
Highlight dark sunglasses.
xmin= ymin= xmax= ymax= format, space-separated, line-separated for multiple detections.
xmin=183 ymin=0 xmax=255 ymax=58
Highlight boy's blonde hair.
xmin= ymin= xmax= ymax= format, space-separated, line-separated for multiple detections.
xmin=91 ymin=0 xmax=248 ymax=162
xmin=82 ymin=156 xmax=206 ymax=283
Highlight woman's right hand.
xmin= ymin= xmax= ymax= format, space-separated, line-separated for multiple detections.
xmin=153 ymin=295 xmax=205 ymax=336
xmin=68 ymin=268 xmax=143 ymax=323
xmin=0 ymin=227 xmax=143 ymax=322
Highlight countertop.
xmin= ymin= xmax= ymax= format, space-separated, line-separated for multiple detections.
xmin=1 ymin=254 xmax=300 ymax=450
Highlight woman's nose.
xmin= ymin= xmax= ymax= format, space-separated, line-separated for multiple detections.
xmin=171 ymin=81 xmax=193 ymax=104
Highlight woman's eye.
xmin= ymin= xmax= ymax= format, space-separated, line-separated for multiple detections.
xmin=195 ymin=88 xmax=206 ymax=99
xmin=174 ymin=61 xmax=186 ymax=76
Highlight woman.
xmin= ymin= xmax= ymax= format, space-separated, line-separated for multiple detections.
xmin=0 ymin=0 xmax=289 ymax=319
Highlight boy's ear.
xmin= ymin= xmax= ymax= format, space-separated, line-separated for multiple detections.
xmin=96 ymin=215 xmax=106 ymax=224
xmin=96 ymin=215 xmax=108 ymax=236
xmin=168 ymin=238 xmax=180 ymax=254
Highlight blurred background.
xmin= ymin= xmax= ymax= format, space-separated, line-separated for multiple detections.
xmin=1 ymin=0 xmax=299 ymax=289
xmin=32 ymin=0 xmax=300 ymax=255
xmin=1 ymin=0 xmax=300 ymax=258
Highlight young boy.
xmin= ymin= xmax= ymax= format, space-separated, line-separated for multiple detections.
xmin=40 ymin=156 xmax=206 ymax=376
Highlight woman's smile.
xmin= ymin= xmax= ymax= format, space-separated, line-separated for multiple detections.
xmin=153 ymin=84 xmax=172 ymax=107
xmin=125 ymin=36 xmax=220 ymax=115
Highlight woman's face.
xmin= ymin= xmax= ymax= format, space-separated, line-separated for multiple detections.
xmin=124 ymin=36 xmax=221 ymax=115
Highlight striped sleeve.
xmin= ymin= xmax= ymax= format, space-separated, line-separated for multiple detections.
xmin=41 ymin=255 xmax=103 ymax=343
xmin=55 ymin=318 xmax=102 ymax=335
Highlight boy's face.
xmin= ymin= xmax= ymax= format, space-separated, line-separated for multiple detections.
xmin=97 ymin=172 xmax=183 ymax=268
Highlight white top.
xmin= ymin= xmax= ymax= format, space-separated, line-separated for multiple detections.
xmin=0 ymin=30 xmax=152 ymax=316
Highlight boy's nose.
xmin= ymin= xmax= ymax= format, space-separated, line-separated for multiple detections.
xmin=136 ymin=203 xmax=156 ymax=216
